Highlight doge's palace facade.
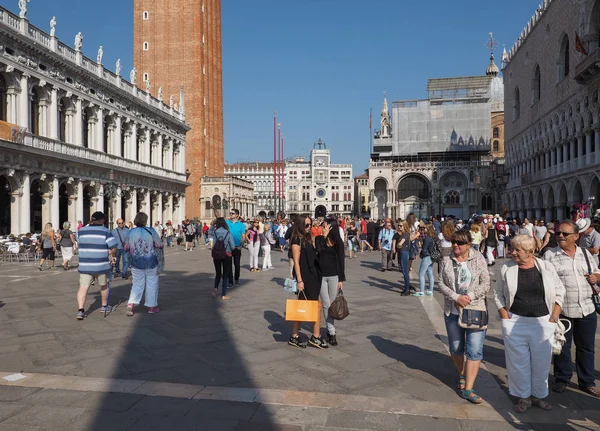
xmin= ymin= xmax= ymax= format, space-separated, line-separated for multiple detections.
xmin=0 ymin=4 xmax=189 ymax=235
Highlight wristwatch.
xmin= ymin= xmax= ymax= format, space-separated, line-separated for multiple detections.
xmin=549 ymin=315 xmax=558 ymax=323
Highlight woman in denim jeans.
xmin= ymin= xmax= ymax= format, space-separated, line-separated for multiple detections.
xmin=393 ymin=221 xmax=411 ymax=296
xmin=438 ymin=229 xmax=491 ymax=404
xmin=415 ymin=223 xmax=436 ymax=296
xmin=316 ymin=218 xmax=346 ymax=346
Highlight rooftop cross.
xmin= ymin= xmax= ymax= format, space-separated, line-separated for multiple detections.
xmin=485 ymin=32 xmax=499 ymax=57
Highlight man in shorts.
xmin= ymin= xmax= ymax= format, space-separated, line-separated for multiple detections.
xmin=76 ymin=211 xmax=117 ymax=320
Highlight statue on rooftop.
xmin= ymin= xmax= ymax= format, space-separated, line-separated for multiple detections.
xmin=115 ymin=59 xmax=121 ymax=76
xmin=97 ymin=46 xmax=103 ymax=64
xmin=50 ymin=16 xmax=56 ymax=37
xmin=158 ymin=87 xmax=163 ymax=102
xmin=74 ymin=32 xmax=83 ymax=52
xmin=130 ymin=68 xmax=137 ymax=84
xmin=18 ymin=0 xmax=30 ymax=19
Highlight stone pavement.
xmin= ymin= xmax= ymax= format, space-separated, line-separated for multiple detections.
xmin=0 ymin=245 xmax=599 ymax=430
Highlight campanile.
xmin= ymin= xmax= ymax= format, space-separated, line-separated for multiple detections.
xmin=133 ymin=0 xmax=224 ymax=218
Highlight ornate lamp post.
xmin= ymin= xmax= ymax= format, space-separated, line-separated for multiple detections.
xmin=100 ymin=170 xmax=121 ymax=230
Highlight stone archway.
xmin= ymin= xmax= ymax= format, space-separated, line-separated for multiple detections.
xmin=397 ymin=174 xmax=431 ymax=219
xmin=374 ymin=178 xmax=388 ymax=219
xmin=546 ymin=185 xmax=556 ymax=221
xmin=535 ymin=188 xmax=544 ymax=219
xmin=572 ymin=179 xmax=584 ymax=204
xmin=30 ymin=179 xmax=43 ymax=232
xmin=558 ymin=182 xmax=568 ymax=220
xmin=589 ymin=175 xmax=600 ymax=215
xmin=315 ymin=205 xmax=327 ymax=218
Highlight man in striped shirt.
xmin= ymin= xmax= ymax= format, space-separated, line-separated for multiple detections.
xmin=76 ymin=212 xmax=118 ymax=320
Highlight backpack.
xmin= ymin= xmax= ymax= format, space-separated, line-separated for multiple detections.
xmin=430 ymin=238 xmax=442 ymax=263
xmin=211 ymin=232 xmax=230 ymax=260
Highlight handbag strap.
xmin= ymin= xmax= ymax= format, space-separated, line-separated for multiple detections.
xmin=581 ymin=246 xmax=600 ymax=295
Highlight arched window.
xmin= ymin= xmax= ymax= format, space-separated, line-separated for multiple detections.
xmin=143 ymin=41 xmax=149 ymax=51
xmin=212 ymin=195 xmax=221 ymax=210
xmin=481 ymin=193 xmax=493 ymax=212
xmin=532 ymin=65 xmax=541 ymax=103
xmin=493 ymin=127 xmax=499 ymax=138
xmin=558 ymin=34 xmax=569 ymax=80
xmin=143 ymin=73 xmax=149 ymax=82
xmin=143 ymin=11 xmax=149 ymax=20
xmin=493 ymin=140 xmax=500 ymax=152
xmin=513 ymin=87 xmax=521 ymax=121
xmin=444 ymin=190 xmax=460 ymax=205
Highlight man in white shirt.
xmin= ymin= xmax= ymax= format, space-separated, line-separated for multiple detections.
xmin=378 ymin=219 xmax=395 ymax=272
xmin=543 ymin=219 xmax=600 ymax=398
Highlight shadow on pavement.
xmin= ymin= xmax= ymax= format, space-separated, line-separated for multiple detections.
xmin=84 ymin=266 xmax=278 ymax=430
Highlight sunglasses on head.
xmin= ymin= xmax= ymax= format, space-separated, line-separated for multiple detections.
xmin=555 ymin=231 xmax=576 ymax=237
xmin=451 ymin=240 xmax=468 ymax=246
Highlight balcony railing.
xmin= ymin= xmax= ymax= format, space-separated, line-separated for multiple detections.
xmin=9 ymin=133 xmax=187 ymax=183
xmin=370 ymin=160 xmax=489 ymax=169
xmin=574 ymin=47 xmax=600 ymax=84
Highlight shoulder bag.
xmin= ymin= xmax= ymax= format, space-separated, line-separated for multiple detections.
xmin=581 ymin=248 xmax=600 ymax=315
xmin=453 ymin=260 xmax=488 ymax=330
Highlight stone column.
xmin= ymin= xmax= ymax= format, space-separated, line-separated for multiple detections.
xmin=18 ymin=73 xmax=29 ymax=129
xmin=145 ymin=128 xmax=151 ymax=164
xmin=126 ymin=189 xmax=137 ymax=224
xmin=20 ymin=172 xmax=30 ymax=234
xmin=41 ymin=183 xmax=51 ymax=228
xmin=165 ymin=194 xmax=173 ymax=223
xmin=96 ymin=107 xmax=104 ymax=152
xmin=6 ymin=88 xmax=18 ymax=124
xmin=545 ymin=207 xmax=553 ymax=223
xmin=130 ymin=123 xmax=137 ymax=160
xmin=67 ymin=192 xmax=77 ymax=225
xmin=154 ymin=192 xmax=163 ymax=224
xmin=49 ymin=87 xmax=59 ymax=140
xmin=51 ymin=176 xmax=60 ymax=227
xmin=586 ymin=130 xmax=592 ymax=162
xmin=577 ymin=134 xmax=584 ymax=162
xmin=181 ymin=195 xmax=186 ymax=220
xmin=75 ymin=180 xmax=84 ymax=225
xmin=563 ymin=143 xmax=568 ymax=164
xmin=167 ymin=139 xmax=174 ymax=170
xmin=156 ymin=135 xmax=164 ymax=167
xmin=595 ymin=127 xmax=600 ymax=163
xmin=75 ymin=98 xmax=83 ymax=146
xmin=142 ymin=191 xmax=151 ymax=218
xmin=114 ymin=116 xmax=122 ymax=157
xmin=10 ymin=189 xmax=21 ymax=235
xmin=38 ymin=100 xmax=49 ymax=137
xmin=94 ymin=185 xmax=104 ymax=214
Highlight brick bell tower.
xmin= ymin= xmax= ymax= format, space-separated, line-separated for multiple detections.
xmin=133 ymin=0 xmax=224 ymax=218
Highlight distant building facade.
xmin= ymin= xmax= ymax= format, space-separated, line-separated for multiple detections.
xmin=224 ymin=161 xmax=283 ymax=217
xmin=199 ymin=176 xmax=254 ymax=221
xmin=369 ymin=55 xmax=505 ymax=220
xmin=354 ymin=172 xmax=369 ymax=217
xmin=285 ymin=139 xmax=353 ymax=217
xmin=503 ymin=0 xmax=600 ymax=221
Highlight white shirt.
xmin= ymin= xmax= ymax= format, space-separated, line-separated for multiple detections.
xmin=438 ymin=232 xmax=451 ymax=248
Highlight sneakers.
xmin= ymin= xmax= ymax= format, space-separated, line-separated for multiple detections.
xmin=327 ymin=333 xmax=338 ymax=346
xmin=76 ymin=310 xmax=86 ymax=320
xmin=148 ymin=306 xmax=160 ymax=314
xmin=234 ymin=280 xmax=240 ymax=287
xmin=413 ymin=292 xmax=425 ymax=297
xmin=99 ymin=305 xmax=111 ymax=314
xmin=288 ymin=335 xmax=307 ymax=348
xmin=126 ymin=304 xmax=135 ymax=316
xmin=309 ymin=335 xmax=329 ymax=349
xmin=425 ymin=291 xmax=433 ymax=296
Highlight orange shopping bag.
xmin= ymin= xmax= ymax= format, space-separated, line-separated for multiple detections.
xmin=285 ymin=292 xmax=319 ymax=322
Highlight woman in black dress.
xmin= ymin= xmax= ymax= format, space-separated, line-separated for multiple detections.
xmin=289 ymin=215 xmax=327 ymax=349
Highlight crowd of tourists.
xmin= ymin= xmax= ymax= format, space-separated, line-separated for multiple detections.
xmin=22 ymin=207 xmax=600 ymax=413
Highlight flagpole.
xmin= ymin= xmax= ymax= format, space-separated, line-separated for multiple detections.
xmin=281 ymin=132 xmax=285 ymax=216
xmin=273 ymin=111 xmax=277 ymax=217
xmin=277 ymin=123 xmax=281 ymax=215
xmin=369 ymin=107 xmax=373 ymax=156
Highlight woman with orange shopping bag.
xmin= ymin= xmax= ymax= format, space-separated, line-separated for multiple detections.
xmin=288 ymin=215 xmax=327 ymax=349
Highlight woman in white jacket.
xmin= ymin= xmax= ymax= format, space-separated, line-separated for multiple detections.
xmin=494 ymin=235 xmax=565 ymax=413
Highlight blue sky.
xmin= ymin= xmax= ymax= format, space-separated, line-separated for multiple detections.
xmin=19 ymin=0 xmax=539 ymax=174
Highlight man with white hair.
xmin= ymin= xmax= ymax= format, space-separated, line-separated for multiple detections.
xmin=578 ymin=217 xmax=600 ymax=266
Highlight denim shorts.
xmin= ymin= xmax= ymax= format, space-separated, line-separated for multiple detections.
xmin=444 ymin=313 xmax=486 ymax=361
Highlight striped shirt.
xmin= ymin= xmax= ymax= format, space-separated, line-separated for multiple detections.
xmin=543 ymin=246 xmax=599 ymax=318
xmin=78 ymin=224 xmax=117 ymax=275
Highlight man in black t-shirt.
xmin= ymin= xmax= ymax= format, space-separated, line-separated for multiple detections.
xmin=366 ymin=219 xmax=378 ymax=251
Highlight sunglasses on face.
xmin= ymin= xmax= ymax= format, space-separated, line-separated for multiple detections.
xmin=555 ymin=231 xmax=576 ymax=237
xmin=451 ymin=240 xmax=468 ymax=246
xmin=230 ymin=212 xmax=236 ymax=215
xmin=305 ymin=224 xmax=311 ymax=228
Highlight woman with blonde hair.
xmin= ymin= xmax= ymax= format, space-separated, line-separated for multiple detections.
xmin=59 ymin=221 xmax=77 ymax=270
xmin=494 ymin=234 xmax=564 ymax=413
xmin=38 ymin=222 xmax=57 ymax=270
xmin=439 ymin=220 xmax=456 ymax=259
xmin=470 ymin=220 xmax=483 ymax=251
xmin=416 ymin=223 xmax=437 ymax=296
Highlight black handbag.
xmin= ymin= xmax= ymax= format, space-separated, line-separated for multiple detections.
xmin=328 ymin=290 xmax=349 ymax=320
xmin=453 ymin=261 xmax=488 ymax=329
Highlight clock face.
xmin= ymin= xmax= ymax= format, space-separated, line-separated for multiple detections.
xmin=315 ymin=156 xmax=327 ymax=167
xmin=316 ymin=188 xmax=326 ymax=198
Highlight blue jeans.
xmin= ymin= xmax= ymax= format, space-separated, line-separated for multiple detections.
xmin=418 ymin=256 xmax=434 ymax=293
xmin=472 ymin=244 xmax=480 ymax=251
xmin=554 ymin=311 xmax=597 ymax=388
xmin=398 ymin=250 xmax=410 ymax=292
xmin=166 ymin=236 xmax=172 ymax=247
xmin=444 ymin=313 xmax=486 ymax=361
xmin=115 ymin=249 xmax=129 ymax=276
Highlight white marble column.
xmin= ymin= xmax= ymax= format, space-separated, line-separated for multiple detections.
xmin=164 ymin=194 xmax=173 ymax=223
xmin=145 ymin=128 xmax=151 ymax=164
xmin=114 ymin=116 xmax=122 ymax=157
xmin=130 ymin=123 xmax=138 ymax=160
xmin=38 ymin=100 xmax=49 ymax=137
xmin=76 ymin=180 xmax=84 ymax=224
xmin=94 ymin=185 xmax=104 ymax=214
xmin=68 ymin=194 xmax=77 ymax=226
xmin=181 ymin=195 xmax=186 ymax=220
xmin=51 ymin=176 xmax=60 ymax=227
xmin=75 ymin=98 xmax=83 ymax=146
xmin=10 ymin=190 xmax=21 ymax=235
xmin=113 ymin=188 xmax=122 ymax=226
xmin=6 ymin=88 xmax=18 ymax=124
xmin=167 ymin=139 xmax=174 ymax=170
xmin=41 ymin=185 xmax=51 ymax=228
xmin=126 ymin=190 xmax=137 ymax=224
xmin=18 ymin=73 xmax=29 ymax=129
xmin=20 ymin=172 xmax=30 ymax=234
xmin=96 ymin=107 xmax=104 ymax=152
xmin=586 ymin=131 xmax=592 ymax=162
xmin=157 ymin=135 xmax=164 ymax=167
xmin=49 ymin=87 xmax=58 ymax=140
